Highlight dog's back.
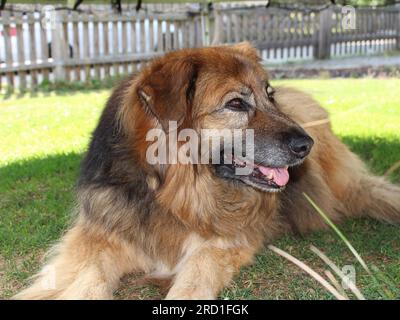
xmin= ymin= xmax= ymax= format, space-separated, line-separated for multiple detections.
xmin=276 ymin=87 xmax=400 ymax=233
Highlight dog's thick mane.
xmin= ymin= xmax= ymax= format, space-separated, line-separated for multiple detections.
xmin=77 ymin=76 xmax=163 ymax=247
xmin=77 ymin=70 xmax=279 ymax=264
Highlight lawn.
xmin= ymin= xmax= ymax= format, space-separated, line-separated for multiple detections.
xmin=1 ymin=78 xmax=400 ymax=299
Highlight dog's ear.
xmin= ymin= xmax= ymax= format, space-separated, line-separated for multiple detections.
xmin=137 ymin=58 xmax=198 ymax=132
xmin=230 ymin=42 xmax=261 ymax=62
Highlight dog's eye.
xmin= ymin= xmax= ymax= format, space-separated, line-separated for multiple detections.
xmin=225 ymin=98 xmax=250 ymax=112
xmin=266 ymin=84 xmax=275 ymax=100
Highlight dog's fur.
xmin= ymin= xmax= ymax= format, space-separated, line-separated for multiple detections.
xmin=15 ymin=43 xmax=400 ymax=300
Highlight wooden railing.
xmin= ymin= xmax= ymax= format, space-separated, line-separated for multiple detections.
xmin=213 ymin=6 xmax=400 ymax=61
xmin=0 ymin=9 xmax=203 ymax=91
xmin=1 ymin=4 xmax=399 ymax=91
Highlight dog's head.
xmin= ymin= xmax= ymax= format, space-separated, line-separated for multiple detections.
xmin=133 ymin=43 xmax=313 ymax=193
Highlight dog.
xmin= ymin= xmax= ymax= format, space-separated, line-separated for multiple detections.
xmin=15 ymin=43 xmax=400 ymax=300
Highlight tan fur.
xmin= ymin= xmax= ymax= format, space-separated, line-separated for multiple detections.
xmin=15 ymin=43 xmax=400 ymax=300
xmin=276 ymin=87 xmax=400 ymax=233
xmin=14 ymin=218 xmax=150 ymax=300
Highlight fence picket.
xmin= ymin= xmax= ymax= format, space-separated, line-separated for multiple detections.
xmin=1 ymin=5 xmax=399 ymax=91
xmin=28 ymin=13 xmax=38 ymax=88
xmin=70 ymin=12 xmax=79 ymax=81
xmin=93 ymin=19 xmax=101 ymax=78
xmin=103 ymin=20 xmax=110 ymax=77
xmin=63 ymin=15 xmax=71 ymax=82
xmin=3 ymin=11 xmax=15 ymax=90
xmin=16 ymin=12 xmax=26 ymax=90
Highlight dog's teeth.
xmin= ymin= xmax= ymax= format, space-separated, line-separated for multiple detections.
xmin=266 ymin=173 xmax=273 ymax=180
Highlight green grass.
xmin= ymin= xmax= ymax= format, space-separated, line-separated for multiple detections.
xmin=1 ymin=78 xmax=400 ymax=299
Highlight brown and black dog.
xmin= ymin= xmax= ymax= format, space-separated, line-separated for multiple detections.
xmin=16 ymin=43 xmax=400 ymax=299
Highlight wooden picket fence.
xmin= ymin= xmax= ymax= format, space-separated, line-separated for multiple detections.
xmin=1 ymin=4 xmax=399 ymax=92
xmin=0 ymin=9 xmax=203 ymax=91
xmin=214 ymin=6 xmax=400 ymax=61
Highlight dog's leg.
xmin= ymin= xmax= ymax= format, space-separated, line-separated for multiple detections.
xmin=14 ymin=219 xmax=146 ymax=300
xmin=341 ymin=173 xmax=400 ymax=224
xmin=282 ymin=134 xmax=400 ymax=234
xmin=316 ymin=138 xmax=400 ymax=224
xmin=166 ymin=245 xmax=254 ymax=300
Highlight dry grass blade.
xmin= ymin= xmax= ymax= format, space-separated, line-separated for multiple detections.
xmin=310 ymin=245 xmax=365 ymax=300
xmin=304 ymin=193 xmax=393 ymax=299
xmin=301 ymin=118 xmax=330 ymax=128
xmin=384 ymin=160 xmax=400 ymax=177
xmin=303 ymin=193 xmax=370 ymax=273
xmin=324 ymin=270 xmax=349 ymax=300
xmin=268 ymin=245 xmax=348 ymax=300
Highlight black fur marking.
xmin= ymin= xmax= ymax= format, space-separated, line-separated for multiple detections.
xmin=78 ymin=76 xmax=157 ymax=228
xmin=186 ymin=68 xmax=198 ymax=106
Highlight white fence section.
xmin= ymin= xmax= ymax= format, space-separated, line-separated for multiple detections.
xmin=1 ymin=4 xmax=399 ymax=91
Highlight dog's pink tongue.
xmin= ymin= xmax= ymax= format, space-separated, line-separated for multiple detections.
xmin=258 ymin=166 xmax=289 ymax=187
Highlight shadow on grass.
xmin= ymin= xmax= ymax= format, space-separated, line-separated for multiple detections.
xmin=0 ymin=152 xmax=84 ymax=259
xmin=0 ymin=136 xmax=399 ymax=299
xmin=0 ymin=134 xmax=398 ymax=256
xmin=0 ymin=152 xmax=83 ymax=190
xmin=341 ymin=135 xmax=400 ymax=182
xmin=2 ymin=135 xmax=397 ymax=193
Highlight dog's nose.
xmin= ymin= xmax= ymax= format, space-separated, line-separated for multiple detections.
xmin=288 ymin=134 xmax=314 ymax=158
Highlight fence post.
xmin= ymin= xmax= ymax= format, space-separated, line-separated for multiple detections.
xmin=211 ymin=6 xmax=223 ymax=45
xmin=315 ymin=7 xmax=332 ymax=59
xmin=199 ymin=2 xmax=210 ymax=46
xmin=397 ymin=9 xmax=400 ymax=50
xmin=52 ymin=11 xmax=66 ymax=81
